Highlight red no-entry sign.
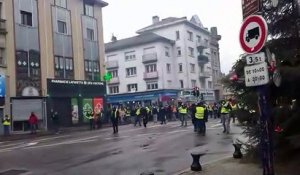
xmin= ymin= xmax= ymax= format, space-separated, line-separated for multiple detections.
xmin=239 ymin=15 xmax=268 ymax=54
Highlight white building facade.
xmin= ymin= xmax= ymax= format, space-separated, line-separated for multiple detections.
xmin=105 ymin=15 xmax=223 ymax=104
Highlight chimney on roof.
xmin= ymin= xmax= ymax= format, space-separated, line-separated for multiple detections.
xmin=152 ymin=16 xmax=160 ymax=24
xmin=211 ymin=27 xmax=218 ymax=35
xmin=111 ymin=34 xmax=117 ymax=42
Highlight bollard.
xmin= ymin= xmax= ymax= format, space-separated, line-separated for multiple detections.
xmin=233 ymin=143 xmax=243 ymax=159
xmin=190 ymin=153 xmax=205 ymax=171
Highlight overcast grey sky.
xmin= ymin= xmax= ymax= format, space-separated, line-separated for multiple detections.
xmin=102 ymin=0 xmax=244 ymax=74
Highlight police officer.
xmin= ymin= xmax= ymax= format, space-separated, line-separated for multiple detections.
xmin=111 ymin=107 xmax=120 ymax=133
xmin=221 ymin=99 xmax=232 ymax=134
xmin=194 ymin=102 xmax=208 ymax=136
xmin=178 ymin=104 xmax=188 ymax=127
xmin=2 ymin=115 xmax=11 ymax=136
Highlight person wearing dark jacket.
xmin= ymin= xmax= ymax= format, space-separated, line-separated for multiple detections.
xmin=51 ymin=110 xmax=60 ymax=134
xmin=140 ymin=106 xmax=148 ymax=128
xmin=159 ymin=105 xmax=166 ymax=125
xmin=111 ymin=107 xmax=120 ymax=133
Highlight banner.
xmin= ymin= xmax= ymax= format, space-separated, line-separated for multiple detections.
xmin=93 ymin=98 xmax=103 ymax=114
xmin=82 ymin=98 xmax=93 ymax=123
xmin=0 ymin=75 xmax=5 ymax=97
xmin=71 ymin=98 xmax=79 ymax=124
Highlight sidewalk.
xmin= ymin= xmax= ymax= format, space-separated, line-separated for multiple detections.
xmin=177 ymin=158 xmax=297 ymax=175
xmin=0 ymin=124 xmax=112 ymax=142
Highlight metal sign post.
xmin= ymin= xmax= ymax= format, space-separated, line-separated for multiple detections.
xmin=240 ymin=15 xmax=275 ymax=175
xmin=257 ymin=85 xmax=275 ymax=175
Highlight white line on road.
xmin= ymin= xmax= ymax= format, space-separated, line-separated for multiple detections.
xmin=210 ymin=123 xmax=223 ymax=128
xmin=167 ymin=130 xmax=189 ymax=134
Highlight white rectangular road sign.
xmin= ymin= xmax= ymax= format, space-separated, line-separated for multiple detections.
xmin=244 ymin=62 xmax=269 ymax=87
xmin=246 ymin=52 xmax=266 ymax=65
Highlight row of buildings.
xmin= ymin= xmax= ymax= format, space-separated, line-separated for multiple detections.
xmin=0 ymin=0 xmax=224 ymax=132
xmin=104 ymin=15 xmax=224 ymax=105
xmin=0 ymin=0 xmax=108 ymax=132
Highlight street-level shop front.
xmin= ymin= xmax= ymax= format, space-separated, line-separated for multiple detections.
xmin=106 ymin=89 xmax=180 ymax=107
xmin=47 ymin=79 xmax=106 ymax=129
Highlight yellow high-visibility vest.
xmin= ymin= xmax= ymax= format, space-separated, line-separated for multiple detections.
xmin=3 ymin=120 xmax=10 ymax=126
xmin=195 ymin=107 xmax=205 ymax=119
xmin=179 ymin=107 xmax=187 ymax=114
xmin=136 ymin=108 xmax=140 ymax=116
xmin=221 ymin=102 xmax=230 ymax=114
xmin=231 ymin=104 xmax=237 ymax=111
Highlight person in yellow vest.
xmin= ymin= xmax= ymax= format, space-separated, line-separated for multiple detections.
xmin=230 ymin=99 xmax=238 ymax=123
xmin=2 ymin=115 xmax=11 ymax=136
xmin=178 ymin=103 xmax=188 ymax=127
xmin=134 ymin=106 xmax=142 ymax=127
xmin=221 ymin=99 xmax=232 ymax=134
xmin=208 ymin=104 xmax=213 ymax=118
xmin=194 ymin=102 xmax=208 ymax=136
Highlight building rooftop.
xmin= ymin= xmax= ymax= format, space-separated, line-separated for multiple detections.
xmin=105 ymin=33 xmax=175 ymax=53
xmin=137 ymin=15 xmax=210 ymax=35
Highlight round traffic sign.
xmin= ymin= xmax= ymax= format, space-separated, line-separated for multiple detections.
xmin=239 ymin=15 xmax=268 ymax=54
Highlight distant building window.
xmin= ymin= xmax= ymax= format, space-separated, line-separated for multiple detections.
xmin=177 ymin=47 xmax=181 ymax=57
xmin=86 ymin=28 xmax=94 ymax=40
xmin=188 ymin=47 xmax=194 ymax=57
xmin=126 ymin=67 xmax=137 ymax=77
xmin=205 ymin=39 xmax=209 ymax=44
xmin=0 ymin=48 xmax=6 ymax=66
xmin=20 ymin=11 xmax=32 ymax=26
xmin=191 ymin=80 xmax=196 ymax=88
xmin=57 ymin=20 xmax=67 ymax=34
xmin=54 ymin=56 xmax=74 ymax=79
xmin=176 ymin=31 xmax=180 ymax=40
xmin=179 ymin=63 xmax=183 ymax=72
xmin=208 ymin=81 xmax=212 ymax=89
xmin=166 ymin=63 xmax=171 ymax=73
xmin=197 ymin=35 xmax=202 ymax=43
xmin=108 ymin=70 xmax=118 ymax=78
xmin=55 ymin=0 xmax=67 ymax=8
xmin=165 ymin=47 xmax=170 ymax=57
xmin=145 ymin=64 xmax=157 ymax=73
xmin=167 ymin=80 xmax=172 ymax=88
xmin=109 ymin=86 xmax=119 ymax=94
xmin=125 ymin=51 xmax=136 ymax=61
xmin=84 ymin=60 xmax=100 ymax=80
xmin=187 ymin=31 xmax=193 ymax=41
xmin=147 ymin=82 xmax=158 ymax=90
xmin=180 ymin=80 xmax=184 ymax=88
xmin=84 ymin=1 xmax=94 ymax=17
xmin=127 ymin=84 xmax=138 ymax=92
xmin=190 ymin=63 xmax=195 ymax=73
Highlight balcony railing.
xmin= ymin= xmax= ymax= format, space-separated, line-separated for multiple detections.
xmin=196 ymin=40 xmax=209 ymax=49
xmin=108 ymin=77 xmax=120 ymax=84
xmin=144 ymin=71 xmax=159 ymax=79
xmin=105 ymin=60 xmax=119 ymax=69
xmin=142 ymin=53 xmax=158 ymax=63
xmin=199 ymin=71 xmax=212 ymax=78
xmin=0 ymin=19 xmax=6 ymax=33
xmin=198 ymin=54 xmax=209 ymax=64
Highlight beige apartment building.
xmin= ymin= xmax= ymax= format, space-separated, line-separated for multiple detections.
xmin=0 ymin=0 xmax=107 ymax=132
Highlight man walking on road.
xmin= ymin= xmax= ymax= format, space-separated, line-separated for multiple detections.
xmin=111 ymin=107 xmax=120 ymax=134
xmin=141 ymin=106 xmax=148 ymax=128
xmin=221 ymin=99 xmax=232 ymax=134
xmin=178 ymin=103 xmax=188 ymax=127
xmin=194 ymin=102 xmax=207 ymax=136
xmin=134 ymin=106 xmax=142 ymax=127
xmin=51 ymin=110 xmax=60 ymax=134
xmin=2 ymin=115 xmax=11 ymax=136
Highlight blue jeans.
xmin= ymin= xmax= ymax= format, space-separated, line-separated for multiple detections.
xmin=134 ymin=116 xmax=141 ymax=126
xmin=195 ymin=119 xmax=206 ymax=134
xmin=3 ymin=125 xmax=10 ymax=136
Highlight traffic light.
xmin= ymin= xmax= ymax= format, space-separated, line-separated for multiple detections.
xmin=192 ymin=88 xmax=196 ymax=96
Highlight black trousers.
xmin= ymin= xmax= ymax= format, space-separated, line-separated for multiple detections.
xmin=112 ymin=121 xmax=118 ymax=133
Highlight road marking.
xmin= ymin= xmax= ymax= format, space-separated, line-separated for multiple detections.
xmin=26 ymin=142 xmax=38 ymax=146
xmin=210 ymin=123 xmax=223 ymax=128
xmin=32 ymin=135 xmax=71 ymax=142
xmin=167 ymin=130 xmax=188 ymax=134
xmin=24 ymin=139 xmax=98 ymax=150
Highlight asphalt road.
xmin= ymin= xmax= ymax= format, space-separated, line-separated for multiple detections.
xmin=0 ymin=119 xmax=243 ymax=175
